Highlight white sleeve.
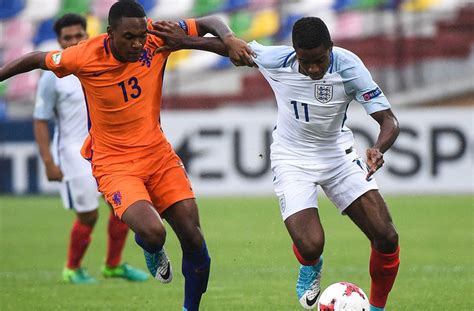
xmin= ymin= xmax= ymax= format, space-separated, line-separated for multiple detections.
xmin=33 ymin=72 xmax=58 ymax=120
xmin=248 ymin=41 xmax=295 ymax=70
xmin=339 ymin=55 xmax=391 ymax=115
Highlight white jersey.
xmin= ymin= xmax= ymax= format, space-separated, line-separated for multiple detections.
xmin=249 ymin=41 xmax=391 ymax=163
xmin=33 ymin=71 xmax=91 ymax=180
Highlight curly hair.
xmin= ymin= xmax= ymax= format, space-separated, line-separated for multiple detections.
xmin=292 ymin=17 xmax=333 ymax=50
xmin=108 ymin=0 xmax=146 ymax=29
xmin=53 ymin=13 xmax=87 ymax=36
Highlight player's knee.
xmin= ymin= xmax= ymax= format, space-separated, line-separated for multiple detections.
xmin=183 ymin=229 xmax=204 ymax=252
xmin=77 ymin=210 xmax=98 ymax=227
xmin=140 ymin=225 xmax=166 ymax=249
xmin=373 ymin=227 xmax=398 ymax=253
xmin=299 ymin=238 xmax=324 ymax=262
xmin=189 ymin=235 xmax=204 ymax=251
xmin=385 ymin=229 xmax=399 ymax=249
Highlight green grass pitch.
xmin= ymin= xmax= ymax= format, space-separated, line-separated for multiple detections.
xmin=0 ymin=195 xmax=472 ymax=310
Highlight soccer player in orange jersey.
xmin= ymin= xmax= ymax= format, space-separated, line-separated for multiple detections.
xmin=0 ymin=1 xmax=254 ymax=310
xmin=34 ymin=13 xmax=148 ymax=284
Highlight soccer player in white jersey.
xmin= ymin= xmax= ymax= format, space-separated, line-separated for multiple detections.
xmin=247 ymin=17 xmax=400 ymax=311
xmin=33 ymin=13 xmax=148 ymax=284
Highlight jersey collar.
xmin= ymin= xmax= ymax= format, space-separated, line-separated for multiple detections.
xmin=328 ymin=51 xmax=334 ymax=74
xmin=103 ymin=37 xmax=110 ymax=54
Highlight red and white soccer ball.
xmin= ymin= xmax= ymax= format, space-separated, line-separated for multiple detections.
xmin=318 ymin=282 xmax=370 ymax=311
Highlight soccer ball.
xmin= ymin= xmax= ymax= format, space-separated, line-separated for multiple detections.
xmin=318 ymin=282 xmax=370 ymax=311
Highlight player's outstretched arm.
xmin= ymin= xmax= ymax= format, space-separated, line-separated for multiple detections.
xmin=366 ymin=108 xmax=400 ymax=180
xmin=0 ymin=52 xmax=49 ymax=82
xmin=195 ymin=15 xmax=255 ymax=66
xmin=149 ymin=22 xmax=227 ymax=55
xmin=149 ymin=17 xmax=255 ymax=66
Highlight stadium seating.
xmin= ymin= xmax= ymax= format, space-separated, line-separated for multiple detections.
xmin=150 ymin=0 xmax=194 ymax=20
xmin=6 ymin=73 xmax=39 ymax=101
xmin=193 ymin=0 xmax=225 ymax=16
xmin=33 ymin=18 xmax=57 ymax=46
xmin=59 ymin=0 xmax=92 ymax=16
xmin=92 ymin=0 xmax=117 ymax=18
xmin=20 ymin=0 xmax=60 ymax=21
xmin=247 ymin=9 xmax=280 ymax=40
xmin=0 ymin=18 xmax=34 ymax=49
xmin=0 ymin=0 xmax=472 ymax=115
xmin=137 ymin=0 xmax=157 ymax=13
xmin=0 ymin=0 xmax=25 ymax=20
xmin=0 ymin=81 xmax=7 ymax=97
xmin=230 ymin=11 xmax=252 ymax=38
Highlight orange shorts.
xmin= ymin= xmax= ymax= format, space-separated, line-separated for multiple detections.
xmin=93 ymin=148 xmax=195 ymax=218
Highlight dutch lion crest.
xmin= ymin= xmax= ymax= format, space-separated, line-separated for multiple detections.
xmin=314 ymin=84 xmax=333 ymax=103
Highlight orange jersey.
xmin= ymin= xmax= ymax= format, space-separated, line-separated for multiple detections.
xmin=45 ymin=19 xmax=198 ymax=166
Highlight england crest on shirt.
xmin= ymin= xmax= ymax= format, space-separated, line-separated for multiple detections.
xmin=315 ymin=84 xmax=333 ymax=103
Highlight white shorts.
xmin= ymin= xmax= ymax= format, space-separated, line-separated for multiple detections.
xmin=59 ymin=174 xmax=101 ymax=213
xmin=54 ymin=143 xmax=92 ymax=179
xmin=272 ymin=149 xmax=378 ymax=220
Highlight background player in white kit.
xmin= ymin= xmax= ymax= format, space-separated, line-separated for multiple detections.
xmin=248 ymin=18 xmax=400 ymax=311
xmin=33 ymin=13 xmax=148 ymax=284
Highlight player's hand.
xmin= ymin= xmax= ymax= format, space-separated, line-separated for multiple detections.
xmin=223 ymin=34 xmax=256 ymax=67
xmin=45 ymin=161 xmax=63 ymax=181
xmin=365 ymin=147 xmax=384 ymax=180
xmin=148 ymin=21 xmax=186 ymax=53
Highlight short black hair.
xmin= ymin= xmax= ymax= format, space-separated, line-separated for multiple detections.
xmin=53 ymin=13 xmax=87 ymax=37
xmin=108 ymin=0 xmax=146 ymax=29
xmin=292 ymin=17 xmax=332 ymax=50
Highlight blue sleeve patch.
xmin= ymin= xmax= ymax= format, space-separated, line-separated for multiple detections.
xmin=178 ymin=20 xmax=188 ymax=34
xmin=362 ymin=87 xmax=382 ymax=101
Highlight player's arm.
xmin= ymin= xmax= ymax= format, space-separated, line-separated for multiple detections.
xmin=33 ymin=72 xmax=63 ymax=181
xmin=366 ymin=109 xmax=400 ymax=180
xmin=151 ymin=24 xmax=227 ymax=55
xmin=342 ymin=53 xmax=399 ymax=180
xmin=149 ymin=18 xmax=255 ymax=66
xmin=0 ymin=52 xmax=49 ymax=82
xmin=34 ymin=119 xmax=63 ymax=181
xmin=194 ymin=15 xmax=255 ymax=66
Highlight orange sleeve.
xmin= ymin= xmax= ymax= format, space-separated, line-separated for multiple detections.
xmin=146 ymin=18 xmax=166 ymax=47
xmin=44 ymin=44 xmax=82 ymax=78
xmin=181 ymin=19 xmax=198 ymax=37
xmin=146 ymin=18 xmax=197 ymax=54
xmin=147 ymin=18 xmax=198 ymax=37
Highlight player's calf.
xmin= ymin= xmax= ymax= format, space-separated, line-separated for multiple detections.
xmin=369 ymin=244 xmax=400 ymax=310
xmin=182 ymin=240 xmax=211 ymax=311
